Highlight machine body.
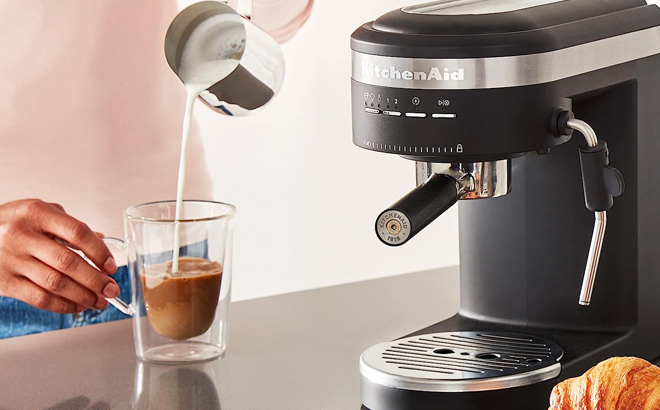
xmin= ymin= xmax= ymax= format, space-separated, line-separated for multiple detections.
xmin=351 ymin=0 xmax=660 ymax=408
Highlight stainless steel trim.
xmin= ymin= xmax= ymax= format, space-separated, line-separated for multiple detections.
xmin=402 ymin=0 xmax=566 ymax=16
xmin=416 ymin=161 xmax=511 ymax=199
xmin=352 ymin=27 xmax=660 ymax=90
xmin=360 ymin=331 xmax=563 ymax=393
xmin=432 ymin=113 xmax=457 ymax=118
xmin=405 ymin=112 xmax=427 ymax=118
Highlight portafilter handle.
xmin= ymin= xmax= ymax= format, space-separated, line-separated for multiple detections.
xmin=375 ymin=174 xmax=462 ymax=246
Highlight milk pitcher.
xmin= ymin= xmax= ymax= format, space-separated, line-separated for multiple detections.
xmin=164 ymin=1 xmax=285 ymax=116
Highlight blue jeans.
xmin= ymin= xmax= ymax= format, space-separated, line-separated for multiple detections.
xmin=0 ymin=241 xmax=209 ymax=339
xmin=0 ymin=266 xmax=132 ymax=339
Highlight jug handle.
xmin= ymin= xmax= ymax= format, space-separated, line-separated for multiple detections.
xmin=83 ymin=237 xmax=134 ymax=316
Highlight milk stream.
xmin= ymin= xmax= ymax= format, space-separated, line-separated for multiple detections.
xmin=171 ymin=86 xmax=204 ymax=273
xmin=171 ymin=13 xmax=245 ymax=272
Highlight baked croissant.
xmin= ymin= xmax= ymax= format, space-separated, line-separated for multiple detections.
xmin=549 ymin=357 xmax=660 ymax=410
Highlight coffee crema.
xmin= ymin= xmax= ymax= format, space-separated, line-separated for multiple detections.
xmin=140 ymin=257 xmax=223 ymax=340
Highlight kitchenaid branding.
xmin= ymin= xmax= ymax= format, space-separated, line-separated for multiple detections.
xmin=378 ymin=212 xmax=408 ymax=229
xmin=362 ymin=62 xmax=465 ymax=81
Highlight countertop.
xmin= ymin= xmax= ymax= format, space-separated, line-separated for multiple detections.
xmin=0 ymin=267 xmax=460 ymax=410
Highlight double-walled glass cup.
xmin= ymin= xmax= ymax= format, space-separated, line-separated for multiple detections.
xmin=104 ymin=200 xmax=235 ymax=363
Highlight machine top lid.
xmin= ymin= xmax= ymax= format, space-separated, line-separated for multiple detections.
xmin=371 ymin=0 xmax=648 ymax=36
xmin=402 ymin=0 xmax=567 ymax=16
xmin=352 ymin=0 xmax=659 ymax=58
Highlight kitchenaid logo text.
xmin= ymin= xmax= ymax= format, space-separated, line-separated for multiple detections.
xmin=362 ymin=62 xmax=465 ymax=81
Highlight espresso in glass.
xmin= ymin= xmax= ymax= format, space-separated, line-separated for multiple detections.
xmin=140 ymin=257 xmax=223 ymax=340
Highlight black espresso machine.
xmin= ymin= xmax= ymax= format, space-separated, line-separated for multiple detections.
xmin=350 ymin=0 xmax=660 ymax=408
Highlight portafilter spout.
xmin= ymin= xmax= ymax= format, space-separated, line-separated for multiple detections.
xmin=376 ymin=160 xmax=511 ymax=246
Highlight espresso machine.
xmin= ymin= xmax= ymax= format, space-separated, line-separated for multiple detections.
xmin=350 ymin=0 xmax=660 ymax=408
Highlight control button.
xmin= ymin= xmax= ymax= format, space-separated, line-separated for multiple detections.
xmin=405 ymin=112 xmax=427 ymax=118
xmin=365 ymin=108 xmax=380 ymax=114
xmin=432 ymin=113 xmax=457 ymax=119
xmin=382 ymin=110 xmax=402 ymax=117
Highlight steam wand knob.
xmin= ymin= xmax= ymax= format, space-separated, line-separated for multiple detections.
xmin=558 ymin=112 xmax=625 ymax=306
xmin=375 ymin=174 xmax=463 ymax=246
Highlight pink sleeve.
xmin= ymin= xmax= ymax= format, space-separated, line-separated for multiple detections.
xmin=227 ymin=0 xmax=314 ymax=43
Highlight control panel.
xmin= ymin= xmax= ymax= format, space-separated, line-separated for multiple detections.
xmin=351 ymin=80 xmax=571 ymax=162
xmin=361 ymin=91 xmax=458 ymax=121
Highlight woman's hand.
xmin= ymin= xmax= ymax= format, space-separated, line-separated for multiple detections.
xmin=0 ymin=199 xmax=119 ymax=313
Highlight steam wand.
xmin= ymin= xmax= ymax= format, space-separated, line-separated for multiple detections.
xmin=559 ymin=113 xmax=625 ymax=306
xmin=566 ymin=119 xmax=607 ymax=306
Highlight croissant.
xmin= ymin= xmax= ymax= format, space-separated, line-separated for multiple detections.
xmin=549 ymin=357 xmax=660 ymax=410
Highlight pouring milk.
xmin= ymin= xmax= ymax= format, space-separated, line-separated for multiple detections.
xmin=173 ymin=14 xmax=245 ymax=272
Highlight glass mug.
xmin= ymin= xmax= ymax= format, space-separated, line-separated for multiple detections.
xmin=101 ymin=200 xmax=235 ymax=363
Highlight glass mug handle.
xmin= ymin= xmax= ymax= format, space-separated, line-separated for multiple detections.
xmin=83 ymin=237 xmax=134 ymax=316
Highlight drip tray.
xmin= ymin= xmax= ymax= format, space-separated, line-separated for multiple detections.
xmin=360 ymin=331 xmax=563 ymax=393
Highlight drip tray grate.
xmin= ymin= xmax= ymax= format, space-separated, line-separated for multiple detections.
xmin=360 ymin=331 xmax=563 ymax=392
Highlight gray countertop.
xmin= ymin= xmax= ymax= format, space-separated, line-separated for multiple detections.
xmin=0 ymin=267 xmax=460 ymax=410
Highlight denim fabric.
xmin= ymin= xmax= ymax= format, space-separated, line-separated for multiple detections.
xmin=0 ymin=240 xmax=209 ymax=339
xmin=0 ymin=266 xmax=131 ymax=340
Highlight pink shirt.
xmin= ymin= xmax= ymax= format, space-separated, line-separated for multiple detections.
xmin=230 ymin=0 xmax=315 ymax=43
xmin=0 ymin=0 xmax=312 ymax=237
xmin=0 ymin=0 xmax=213 ymax=237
